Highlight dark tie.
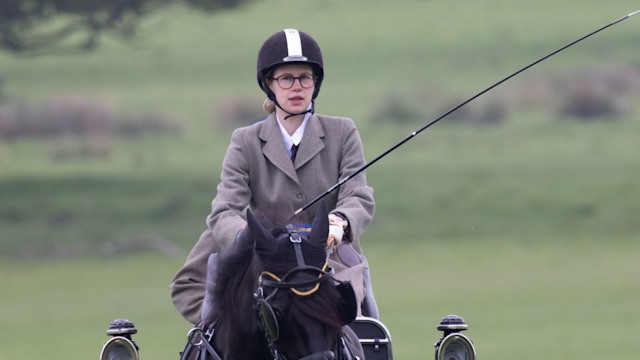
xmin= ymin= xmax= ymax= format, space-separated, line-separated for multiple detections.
xmin=290 ymin=144 xmax=299 ymax=163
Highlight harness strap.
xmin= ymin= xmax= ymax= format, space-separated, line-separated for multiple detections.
xmin=290 ymin=231 xmax=306 ymax=266
xmin=198 ymin=337 xmax=222 ymax=360
xmin=260 ymin=263 xmax=331 ymax=296
xmin=184 ymin=322 xmax=222 ymax=360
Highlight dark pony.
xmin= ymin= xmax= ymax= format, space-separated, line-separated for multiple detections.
xmin=205 ymin=203 xmax=362 ymax=359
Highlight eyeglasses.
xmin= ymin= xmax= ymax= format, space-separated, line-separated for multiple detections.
xmin=270 ymin=74 xmax=316 ymax=89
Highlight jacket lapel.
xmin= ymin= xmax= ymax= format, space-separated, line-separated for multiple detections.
xmin=295 ymin=114 xmax=325 ymax=169
xmin=259 ymin=115 xmax=298 ymax=183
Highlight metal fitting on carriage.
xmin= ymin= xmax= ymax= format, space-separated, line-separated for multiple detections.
xmin=100 ymin=318 xmax=140 ymax=360
xmin=434 ymin=314 xmax=476 ymax=360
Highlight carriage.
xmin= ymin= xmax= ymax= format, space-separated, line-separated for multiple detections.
xmin=99 ymin=204 xmax=476 ymax=360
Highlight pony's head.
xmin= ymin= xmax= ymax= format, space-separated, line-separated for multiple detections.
xmin=245 ymin=202 xmax=359 ymax=359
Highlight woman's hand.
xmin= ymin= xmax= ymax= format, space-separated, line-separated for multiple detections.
xmin=327 ymin=213 xmax=348 ymax=249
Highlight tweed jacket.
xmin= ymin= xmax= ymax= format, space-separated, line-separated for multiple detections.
xmin=170 ymin=113 xmax=375 ymax=323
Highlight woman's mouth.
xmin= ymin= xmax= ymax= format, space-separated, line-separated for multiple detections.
xmin=289 ymin=96 xmax=304 ymax=105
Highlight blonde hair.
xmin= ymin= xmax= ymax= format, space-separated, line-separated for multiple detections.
xmin=263 ymin=98 xmax=276 ymax=114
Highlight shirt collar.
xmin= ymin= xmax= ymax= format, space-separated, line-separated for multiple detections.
xmin=276 ymin=109 xmax=312 ymax=151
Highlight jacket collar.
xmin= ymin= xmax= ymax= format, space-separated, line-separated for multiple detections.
xmin=259 ymin=114 xmax=325 ymax=183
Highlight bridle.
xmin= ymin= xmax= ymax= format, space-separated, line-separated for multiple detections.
xmin=253 ymin=228 xmax=358 ymax=360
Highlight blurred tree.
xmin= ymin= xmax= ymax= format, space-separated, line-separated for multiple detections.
xmin=0 ymin=0 xmax=250 ymax=53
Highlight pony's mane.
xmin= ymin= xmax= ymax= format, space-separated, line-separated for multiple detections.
xmin=207 ymin=221 xmax=271 ymax=358
xmin=208 ymin=216 xmax=280 ymax=323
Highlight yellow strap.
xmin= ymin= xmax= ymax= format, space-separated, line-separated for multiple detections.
xmin=261 ymin=271 xmax=282 ymax=282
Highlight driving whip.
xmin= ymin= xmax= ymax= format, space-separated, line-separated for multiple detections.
xmin=294 ymin=9 xmax=640 ymax=216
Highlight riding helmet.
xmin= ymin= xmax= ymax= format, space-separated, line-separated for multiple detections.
xmin=257 ymin=29 xmax=324 ymax=102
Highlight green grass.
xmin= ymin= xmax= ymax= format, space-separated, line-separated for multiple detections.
xmin=2 ymin=115 xmax=639 ymax=256
xmin=2 ymin=238 xmax=639 ymax=359
xmin=1 ymin=0 xmax=639 ymax=358
xmin=368 ymin=236 xmax=640 ymax=359
xmin=365 ymin=116 xmax=640 ymax=241
xmin=0 ymin=254 xmax=189 ymax=359
xmin=2 ymin=0 xmax=638 ymax=120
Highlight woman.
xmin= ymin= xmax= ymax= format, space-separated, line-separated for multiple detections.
xmin=170 ymin=28 xmax=376 ymax=324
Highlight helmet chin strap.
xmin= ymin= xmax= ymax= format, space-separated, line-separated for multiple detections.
xmin=281 ymin=101 xmax=315 ymax=120
xmin=284 ymin=101 xmax=315 ymax=120
xmin=280 ymin=106 xmax=313 ymax=120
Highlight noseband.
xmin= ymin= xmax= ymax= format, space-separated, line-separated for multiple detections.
xmin=253 ymin=228 xmax=356 ymax=360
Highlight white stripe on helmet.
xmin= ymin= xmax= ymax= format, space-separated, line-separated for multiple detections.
xmin=283 ymin=28 xmax=308 ymax=62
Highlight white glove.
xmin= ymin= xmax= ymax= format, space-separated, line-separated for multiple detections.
xmin=327 ymin=213 xmax=348 ymax=249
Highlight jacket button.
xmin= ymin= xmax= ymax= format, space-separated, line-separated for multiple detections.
xmin=296 ymin=193 xmax=303 ymax=199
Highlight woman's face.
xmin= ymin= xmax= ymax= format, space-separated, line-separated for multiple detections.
xmin=268 ymin=64 xmax=315 ymax=117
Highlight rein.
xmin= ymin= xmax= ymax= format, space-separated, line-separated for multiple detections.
xmin=260 ymin=262 xmax=332 ymax=296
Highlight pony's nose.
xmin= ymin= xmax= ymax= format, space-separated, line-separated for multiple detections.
xmin=298 ymin=350 xmax=335 ymax=360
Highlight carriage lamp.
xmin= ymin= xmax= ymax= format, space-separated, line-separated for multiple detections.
xmin=434 ymin=314 xmax=476 ymax=360
xmin=100 ymin=318 xmax=140 ymax=360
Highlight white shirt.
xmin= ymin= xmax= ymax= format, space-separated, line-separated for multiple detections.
xmin=276 ymin=110 xmax=312 ymax=158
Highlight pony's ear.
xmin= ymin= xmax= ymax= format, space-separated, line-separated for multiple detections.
xmin=246 ymin=208 xmax=278 ymax=259
xmin=308 ymin=202 xmax=329 ymax=249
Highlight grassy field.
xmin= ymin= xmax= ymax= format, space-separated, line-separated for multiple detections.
xmin=3 ymin=236 xmax=639 ymax=359
xmin=1 ymin=0 xmax=639 ymax=359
